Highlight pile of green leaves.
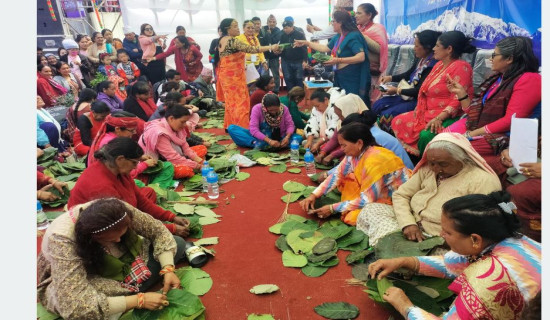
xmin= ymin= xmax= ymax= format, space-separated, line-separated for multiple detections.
xmin=312 ymin=52 xmax=332 ymax=63
xmin=131 ymin=288 xmax=205 ymax=320
xmin=37 ymin=147 xmax=58 ymax=166
xmin=208 ymin=157 xmax=238 ymax=180
xmin=193 ymin=132 xmax=232 ymax=145
xmin=143 ymin=160 xmax=164 ymax=175
xmin=375 ymin=231 xmax=445 ymax=260
xmin=243 ymin=150 xmax=292 ymax=167
xmin=41 ymin=186 xmax=70 ymax=208
xmin=365 ymin=276 xmax=455 ymax=316
xmin=314 ymin=302 xmax=359 ymax=319
xmin=279 ymin=180 xmax=340 ymax=205
xmin=183 ymin=175 xmax=204 ymax=191
xmin=270 ymin=215 xmax=370 ymax=278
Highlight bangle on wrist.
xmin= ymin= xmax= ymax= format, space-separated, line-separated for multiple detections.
xmin=159 ymin=265 xmax=175 ymax=276
xmin=329 ymin=204 xmax=334 ymax=214
xmin=137 ymin=293 xmax=145 ymax=309
xmin=457 ymin=94 xmax=469 ymax=101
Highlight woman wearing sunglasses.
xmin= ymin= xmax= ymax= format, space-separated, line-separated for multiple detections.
xmin=139 ymin=23 xmax=168 ymax=84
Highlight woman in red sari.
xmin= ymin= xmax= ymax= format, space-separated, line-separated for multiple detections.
xmin=151 ymin=35 xmax=203 ymax=82
xmin=214 ymin=18 xmax=278 ymax=129
xmin=355 ymin=3 xmax=389 ymax=101
xmin=391 ymin=31 xmax=475 ymax=156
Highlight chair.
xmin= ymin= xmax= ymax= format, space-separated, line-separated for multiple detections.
xmin=392 ymin=45 xmax=415 ymax=76
xmin=472 ymin=49 xmax=495 ymax=95
xmin=386 ymin=44 xmax=401 ymax=75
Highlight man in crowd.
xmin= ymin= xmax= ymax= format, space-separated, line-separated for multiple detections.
xmin=260 ymin=14 xmax=282 ymax=94
xmin=279 ymin=20 xmax=307 ymax=90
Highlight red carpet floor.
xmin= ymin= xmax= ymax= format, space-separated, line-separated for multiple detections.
xmin=191 ymin=128 xmax=391 ymax=319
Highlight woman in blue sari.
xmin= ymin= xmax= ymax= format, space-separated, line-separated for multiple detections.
xmin=294 ymin=11 xmax=371 ymax=106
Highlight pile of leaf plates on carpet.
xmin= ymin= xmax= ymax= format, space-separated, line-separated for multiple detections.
xmin=269 ymin=210 xmax=370 ymax=277
xmin=202 ymin=109 xmax=225 ymax=128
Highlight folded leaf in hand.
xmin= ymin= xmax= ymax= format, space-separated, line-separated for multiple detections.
xmin=313 ymin=302 xmax=360 ymax=319
xmin=377 ymin=277 xmax=393 ymax=297
xmin=41 ymin=186 xmax=70 ymax=207
xmin=131 ymin=288 xmax=205 ymax=319
xmin=249 ymin=284 xmax=280 ymax=294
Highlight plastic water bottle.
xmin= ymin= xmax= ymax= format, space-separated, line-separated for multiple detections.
xmin=304 ymin=148 xmax=316 ymax=177
xmin=37 ymin=201 xmax=50 ymax=230
xmin=290 ymin=139 xmax=300 ymax=163
xmin=206 ymin=171 xmax=219 ymax=199
xmin=201 ymin=161 xmax=211 ymax=193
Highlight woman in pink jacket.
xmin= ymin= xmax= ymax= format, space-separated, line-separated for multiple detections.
xmin=138 ymin=23 xmax=167 ymax=84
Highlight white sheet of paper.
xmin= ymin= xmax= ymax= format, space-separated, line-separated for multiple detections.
xmin=508 ymin=114 xmax=538 ymax=171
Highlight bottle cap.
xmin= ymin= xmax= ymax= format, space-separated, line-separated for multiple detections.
xmin=37 ymin=201 xmax=43 ymax=211
xmin=206 ymin=171 xmax=218 ymax=183
xmin=203 ymin=161 xmax=209 ymax=166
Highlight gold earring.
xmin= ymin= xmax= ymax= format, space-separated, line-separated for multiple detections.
xmin=471 ymin=236 xmax=479 ymax=248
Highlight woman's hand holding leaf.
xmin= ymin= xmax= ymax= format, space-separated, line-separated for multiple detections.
xmin=300 ymin=194 xmax=317 ymax=212
xmin=162 ymin=271 xmax=181 ymax=294
xmin=382 ymin=287 xmax=414 ymax=317
xmin=402 ymin=224 xmax=426 ymax=242
xmin=368 ymin=257 xmax=407 ymax=280
xmin=38 ymin=184 xmax=59 ymax=201
xmin=174 ymin=224 xmax=190 ymax=237
xmin=143 ymin=292 xmax=168 ymax=310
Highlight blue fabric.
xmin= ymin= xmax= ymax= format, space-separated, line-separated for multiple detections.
xmin=328 ymin=31 xmax=371 ymax=105
xmin=281 ymin=60 xmax=304 ymax=91
xmin=122 ymin=38 xmax=143 ymax=61
xmin=39 ymin=122 xmax=68 ymax=151
xmin=370 ymin=126 xmax=415 ymax=169
xmin=37 ymin=117 xmax=50 ymax=147
xmin=228 ymin=124 xmax=298 ymax=150
xmin=371 ymin=95 xmax=417 ymax=117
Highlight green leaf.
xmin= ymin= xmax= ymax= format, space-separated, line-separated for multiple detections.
xmin=340 ymin=237 xmax=370 ymax=252
xmin=418 ymin=236 xmax=446 ymax=250
xmin=40 ymin=186 xmax=70 ymax=207
xmin=249 ymin=284 xmax=280 ymax=294
xmin=281 ymin=192 xmax=303 ymax=203
xmin=313 ymin=302 xmax=360 ymax=319
xmin=301 ymin=186 xmax=317 ymax=198
xmin=175 ymin=267 xmax=213 ymax=296
xmin=307 ymin=248 xmax=338 ymax=263
xmin=268 ymin=222 xmax=285 ymax=234
xmin=37 ymin=302 xmax=62 ymax=320
xmin=287 ymin=168 xmax=301 ymax=174
xmin=351 ymin=264 xmax=370 ymax=281
xmin=256 ymin=157 xmax=274 ymax=165
xmin=286 ymin=214 xmax=308 ymax=223
xmin=286 ymin=230 xmax=324 ymax=254
xmin=282 ymin=181 xmax=307 ymax=193
xmin=393 ymin=280 xmax=444 ymax=315
xmin=198 ymin=216 xmax=221 ymax=225
xmin=375 ymin=232 xmax=445 ymax=259
xmin=312 ymin=237 xmax=337 ymax=255
xmin=318 ymin=222 xmax=353 ymax=240
xmin=269 ymin=163 xmax=287 ymax=173
xmin=282 ymin=250 xmax=308 ymax=267
xmin=178 ymin=191 xmax=198 ymax=197
xmin=194 ymin=206 xmax=221 ymax=218
xmin=320 ymin=256 xmax=339 ymax=267
xmin=247 ymin=314 xmax=275 ymax=320
xmin=377 ymin=277 xmax=393 ymax=297
xmin=346 ymin=248 xmax=374 ymax=264
xmin=45 ymin=211 xmax=64 ymax=222
xmin=279 ymin=221 xmax=305 ymax=235
xmin=315 ymin=162 xmax=335 ymax=170
xmin=301 ymin=264 xmax=329 ymax=277
xmin=235 ymin=172 xmax=251 ymax=181
xmin=194 ymin=237 xmax=219 ymax=246
xmin=337 ymin=229 xmax=366 ymax=249
xmin=173 ymin=204 xmax=196 ymax=215
xmin=166 ymin=190 xmax=181 ymax=201
xmin=132 ymin=288 xmax=205 ymax=320
xmin=143 ymin=160 xmax=164 ymax=174
xmin=56 ymin=173 xmax=81 ymax=182
xmin=275 ymin=235 xmax=291 ymax=252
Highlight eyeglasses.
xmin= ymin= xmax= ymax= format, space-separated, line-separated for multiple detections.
xmin=144 ymin=28 xmax=153 ymax=31
xmin=491 ymin=53 xmax=503 ymax=59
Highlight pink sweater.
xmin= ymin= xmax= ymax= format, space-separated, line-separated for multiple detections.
xmin=139 ymin=35 xmax=159 ymax=59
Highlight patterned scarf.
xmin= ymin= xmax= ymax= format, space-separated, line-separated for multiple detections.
xmin=261 ymin=93 xmax=283 ymax=127
xmin=409 ymin=54 xmax=436 ymax=85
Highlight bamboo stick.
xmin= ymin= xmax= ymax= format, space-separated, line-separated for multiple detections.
xmin=167 ymin=200 xmax=218 ymax=205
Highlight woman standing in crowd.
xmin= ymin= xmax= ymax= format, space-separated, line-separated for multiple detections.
xmin=279 ymin=86 xmax=309 ymax=131
xmin=228 ymin=93 xmax=296 ymax=150
xmin=300 ymin=122 xmax=410 ymax=225
xmin=357 ymin=133 xmax=501 ymax=246
xmin=236 ymin=20 xmax=268 ymax=77
xmin=65 ymin=88 xmax=97 ymax=141
xmin=444 ymin=36 xmax=541 ymax=156
xmin=139 ymin=23 xmax=167 ymax=84
xmin=73 ymin=137 xmax=188 ymax=235
xmin=149 ymin=35 xmax=203 ymax=82
xmin=139 ymin=104 xmax=207 ymax=178
xmin=102 ymin=28 xmax=123 ymax=51
xmin=61 ymin=38 xmax=94 ymax=87
xmin=391 ymin=31 xmax=475 ymax=157
xmin=96 ymin=80 xmax=124 ymax=112
xmin=171 ymin=26 xmax=200 ymax=49
xmin=249 ymin=74 xmax=275 ymax=108
xmin=215 ymin=18 xmax=279 ymax=129
xmin=76 ymin=34 xmax=92 ymax=57
xmin=38 ymin=198 xmax=186 ymax=319
xmin=72 ymin=101 xmax=111 ymax=156
xmin=374 ymin=30 xmax=440 ymax=132
xmin=294 ymin=11 xmax=371 ymax=105
xmin=54 ymin=61 xmax=85 ymax=101
xmin=355 ymin=3 xmax=389 ymax=101
xmin=123 ymin=81 xmax=158 ymax=121
xmin=87 ymin=31 xmax=117 ymax=65
xmin=37 ymin=64 xmax=69 ymax=122
xmin=369 ymin=191 xmax=540 ymax=320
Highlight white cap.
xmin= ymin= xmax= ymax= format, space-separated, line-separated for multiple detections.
xmin=123 ymin=26 xmax=134 ymax=34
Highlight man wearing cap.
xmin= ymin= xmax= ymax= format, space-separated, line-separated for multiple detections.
xmin=279 ymin=20 xmax=308 ymax=90
xmin=260 ymin=14 xmax=282 ymax=94
xmin=122 ymin=26 xmax=146 ymax=73
xmin=60 ymin=38 xmax=93 ymax=87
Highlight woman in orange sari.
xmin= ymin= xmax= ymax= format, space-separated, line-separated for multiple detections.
xmin=391 ymin=31 xmax=475 ymax=156
xmin=215 ymin=18 xmax=278 ymax=129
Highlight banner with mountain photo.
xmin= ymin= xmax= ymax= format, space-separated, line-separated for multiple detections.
xmin=381 ymin=0 xmax=541 ymax=62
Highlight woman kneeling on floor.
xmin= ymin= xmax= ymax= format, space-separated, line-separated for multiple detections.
xmin=38 ymin=198 xmax=186 ymax=319
xmin=357 ymin=132 xmax=501 ymax=246
xmin=139 ymin=104 xmax=207 ymax=178
xmin=368 ymin=191 xmax=540 ymax=320
xmin=227 ymin=93 xmax=297 ymax=150
xmin=300 ymin=122 xmax=410 ymax=225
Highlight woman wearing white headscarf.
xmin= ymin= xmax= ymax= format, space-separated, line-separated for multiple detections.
xmin=356 ymin=132 xmax=502 ymax=247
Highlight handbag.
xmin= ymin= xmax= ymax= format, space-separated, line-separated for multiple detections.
xmin=398 ymin=79 xmax=414 ymax=101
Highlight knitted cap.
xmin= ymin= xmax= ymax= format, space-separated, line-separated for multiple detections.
xmin=123 ymin=26 xmax=134 ymax=34
xmin=62 ymin=38 xmax=79 ymax=50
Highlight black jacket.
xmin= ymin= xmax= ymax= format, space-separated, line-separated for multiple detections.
xmin=261 ymin=26 xmax=282 ymax=59
xmin=391 ymin=58 xmax=435 ymax=99
xmin=279 ymin=29 xmax=307 ymax=63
